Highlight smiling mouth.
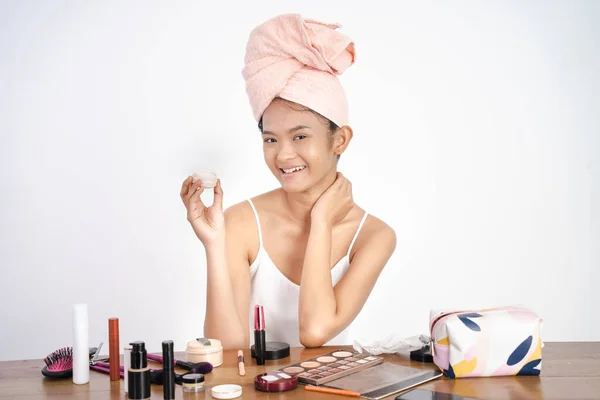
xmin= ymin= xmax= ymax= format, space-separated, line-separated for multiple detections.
xmin=280 ymin=165 xmax=306 ymax=174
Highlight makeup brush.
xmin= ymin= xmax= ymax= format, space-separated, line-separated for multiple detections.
xmin=91 ymin=362 xmax=195 ymax=386
xmin=146 ymin=354 xmax=213 ymax=374
xmin=91 ymin=364 xmax=167 ymax=385
xmin=90 ymin=364 xmax=125 ymax=378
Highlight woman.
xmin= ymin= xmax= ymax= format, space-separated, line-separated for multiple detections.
xmin=180 ymin=14 xmax=396 ymax=349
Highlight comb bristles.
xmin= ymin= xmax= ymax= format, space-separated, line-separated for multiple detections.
xmin=44 ymin=347 xmax=74 ymax=372
xmin=47 ymin=357 xmax=73 ymax=372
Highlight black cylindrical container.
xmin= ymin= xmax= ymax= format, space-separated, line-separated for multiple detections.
xmin=128 ymin=341 xmax=151 ymax=399
xmin=254 ymin=330 xmax=266 ymax=365
xmin=162 ymin=340 xmax=175 ymax=399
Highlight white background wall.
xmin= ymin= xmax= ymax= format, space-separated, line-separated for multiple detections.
xmin=1 ymin=0 xmax=598 ymax=361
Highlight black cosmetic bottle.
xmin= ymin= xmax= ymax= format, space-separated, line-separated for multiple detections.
xmin=162 ymin=340 xmax=175 ymax=399
xmin=128 ymin=341 xmax=151 ymax=399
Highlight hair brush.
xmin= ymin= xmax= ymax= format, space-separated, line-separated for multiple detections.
xmin=41 ymin=346 xmax=98 ymax=379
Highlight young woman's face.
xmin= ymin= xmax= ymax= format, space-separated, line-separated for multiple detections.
xmin=260 ymin=99 xmax=338 ymax=193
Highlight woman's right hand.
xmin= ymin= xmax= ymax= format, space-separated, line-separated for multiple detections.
xmin=180 ymin=176 xmax=225 ymax=246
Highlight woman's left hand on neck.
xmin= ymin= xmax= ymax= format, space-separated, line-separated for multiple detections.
xmin=310 ymin=172 xmax=354 ymax=228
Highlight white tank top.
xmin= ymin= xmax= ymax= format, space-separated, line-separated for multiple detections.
xmin=246 ymin=198 xmax=368 ymax=347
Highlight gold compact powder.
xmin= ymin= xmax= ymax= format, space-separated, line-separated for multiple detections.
xmin=182 ymin=373 xmax=205 ymax=393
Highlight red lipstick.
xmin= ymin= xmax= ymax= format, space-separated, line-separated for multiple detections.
xmin=254 ymin=305 xmax=265 ymax=330
xmin=254 ymin=305 xmax=266 ymax=365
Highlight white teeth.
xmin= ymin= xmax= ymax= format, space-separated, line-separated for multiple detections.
xmin=282 ymin=165 xmax=306 ymax=174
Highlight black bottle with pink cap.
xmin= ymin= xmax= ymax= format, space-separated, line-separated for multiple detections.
xmin=254 ymin=305 xmax=266 ymax=365
xmin=251 ymin=305 xmax=290 ymax=362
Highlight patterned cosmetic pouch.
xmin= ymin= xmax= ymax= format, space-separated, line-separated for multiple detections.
xmin=429 ymin=305 xmax=544 ymax=378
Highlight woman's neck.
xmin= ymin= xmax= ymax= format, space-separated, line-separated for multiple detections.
xmin=281 ymin=170 xmax=338 ymax=226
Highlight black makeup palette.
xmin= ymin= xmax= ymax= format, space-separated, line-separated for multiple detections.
xmin=267 ymin=349 xmax=384 ymax=386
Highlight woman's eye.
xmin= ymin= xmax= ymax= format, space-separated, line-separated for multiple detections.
xmin=263 ymin=138 xmax=276 ymax=143
xmin=294 ymin=135 xmax=307 ymax=140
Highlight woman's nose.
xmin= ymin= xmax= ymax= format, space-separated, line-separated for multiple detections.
xmin=276 ymin=142 xmax=296 ymax=161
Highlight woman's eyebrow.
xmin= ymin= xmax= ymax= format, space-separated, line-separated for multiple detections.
xmin=261 ymin=125 xmax=311 ymax=135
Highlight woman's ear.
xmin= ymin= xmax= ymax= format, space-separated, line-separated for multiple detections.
xmin=333 ymin=126 xmax=353 ymax=156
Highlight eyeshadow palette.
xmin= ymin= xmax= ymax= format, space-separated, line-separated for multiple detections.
xmin=266 ymin=349 xmax=384 ymax=386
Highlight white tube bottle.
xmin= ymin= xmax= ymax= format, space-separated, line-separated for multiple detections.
xmin=124 ymin=345 xmax=132 ymax=393
xmin=72 ymin=303 xmax=89 ymax=384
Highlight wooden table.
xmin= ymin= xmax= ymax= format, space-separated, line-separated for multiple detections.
xmin=0 ymin=343 xmax=598 ymax=399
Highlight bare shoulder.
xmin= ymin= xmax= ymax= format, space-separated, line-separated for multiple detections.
xmin=222 ymin=200 xmax=257 ymax=266
xmin=245 ymin=189 xmax=282 ymax=211
xmin=224 ymin=189 xmax=281 ymax=228
xmin=223 ymin=190 xmax=280 ymax=263
xmin=224 ymin=200 xmax=254 ymax=227
xmin=364 ymin=214 xmax=397 ymax=241
xmin=351 ymin=212 xmax=397 ymax=261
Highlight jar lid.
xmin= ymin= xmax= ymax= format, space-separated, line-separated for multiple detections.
xmin=182 ymin=373 xmax=205 ymax=384
xmin=192 ymin=170 xmax=217 ymax=188
xmin=186 ymin=338 xmax=223 ymax=354
xmin=212 ymin=384 xmax=242 ymax=399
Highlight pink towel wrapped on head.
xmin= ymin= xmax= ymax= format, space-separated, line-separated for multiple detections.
xmin=242 ymin=13 xmax=355 ymax=127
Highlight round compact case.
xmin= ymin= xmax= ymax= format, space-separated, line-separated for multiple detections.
xmin=211 ymin=384 xmax=243 ymax=399
xmin=254 ymin=372 xmax=298 ymax=392
xmin=185 ymin=338 xmax=223 ymax=367
xmin=251 ymin=341 xmax=290 ymax=360
xmin=191 ymin=169 xmax=217 ymax=188
xmin=181 ymin=373 xmax=205 ymax=393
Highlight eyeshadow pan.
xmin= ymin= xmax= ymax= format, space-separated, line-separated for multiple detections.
xmin=312 ymin=375 xmax=324 ymax=379
xmin=365 ymin=356 xmax=378 ymax=361
xmin=328 ymin=363 xmax=341 ymax=368
xmin=337 ymin=360 xmax=349 ymax=365
xmin=301 ymin=361 xmax=321 ymax=368
xmin=357 ymin=359 xmax=368 ymax=364
xmin=298 ymin=373 xmax=311 ymax=377
xmin=308 ymin=369 xmax=320 ymax=374
xmin=317 ymin=366 xmax=330 ymax=371
xmin=339 ymin=366 xmax=351 ymax=370
xmin=348 ymin=362 xmax=359 ymax=367
xmin=330 ymin=368 xmax=343 ymax=373
xmin=332 ymin=351 xmax=353 ymax=358
xmin=346 ymin=357 xmax=358 ymax=362
xmin=320 ymin=372 xmax=333 ymax=376
xmin=283 ymin=366 xmax=305 ymax=374
xmin=317 ymin=356 xmax=337 ymax=363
